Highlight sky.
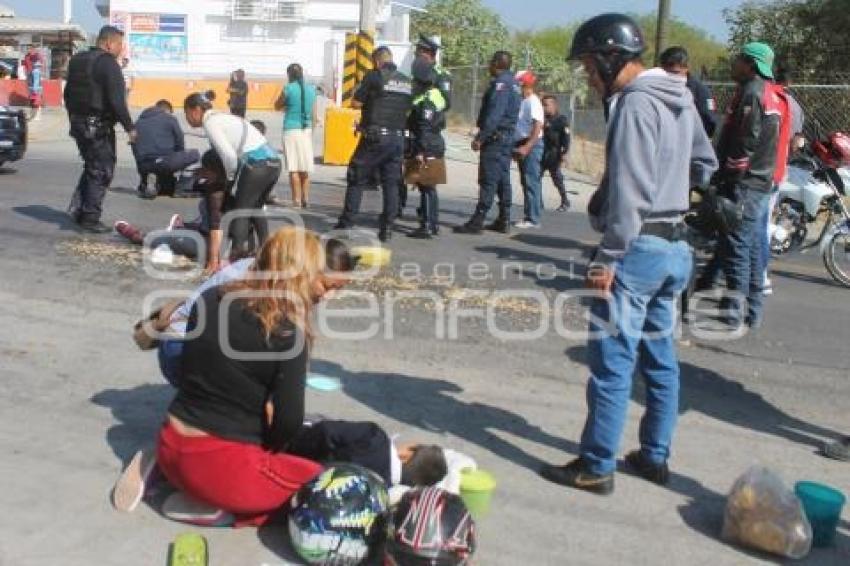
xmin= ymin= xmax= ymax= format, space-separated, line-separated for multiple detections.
xmin=2 ymin=0 xmax=746 ymax=41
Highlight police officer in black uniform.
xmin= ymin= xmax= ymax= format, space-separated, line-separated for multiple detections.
xmin=65 ymin=26 xmax=135 ymax=233
xmin=454 ymin=51 xmax=521 ymax=234
xmin=335 ymin=47 xmax=412 ymax=242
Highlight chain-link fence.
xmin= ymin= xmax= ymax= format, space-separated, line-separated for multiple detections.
xmin=707 ymin=73 xmax=850 ymax=140
xmin=447 ymin=64 xmax=850 ymax=145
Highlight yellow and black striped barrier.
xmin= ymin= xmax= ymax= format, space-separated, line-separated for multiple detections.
xmin=342 ymin=31 xmax=374 ymax=107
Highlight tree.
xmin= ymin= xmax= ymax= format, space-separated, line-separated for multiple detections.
xmin=724 ymin=0 xmax=850 ymax=79
xmin=411 ymin=0 xmax=509 ymax=67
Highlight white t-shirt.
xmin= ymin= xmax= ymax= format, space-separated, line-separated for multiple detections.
xmin=515 ymin=94 xmax=544 ymax=142
xmin=202 ymin=111 xmax=270 ymax=179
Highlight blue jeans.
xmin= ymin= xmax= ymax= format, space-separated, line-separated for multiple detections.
xmin=518 ymin=142 xmax=544 ymax=224
xmin=580 ymin=236 xmax=693 ymax=475
xmin=719 ymin=185 xmax=771 ymax=324
xmin=158 ymin=339 xmax=184 ymax=387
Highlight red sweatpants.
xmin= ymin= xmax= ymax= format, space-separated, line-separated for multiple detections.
xmin=157 ymin=421 xmax=322 ymax=527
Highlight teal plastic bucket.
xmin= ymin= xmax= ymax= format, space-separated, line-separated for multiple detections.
xmin=794 ymin=481 xmax=846 ymax=547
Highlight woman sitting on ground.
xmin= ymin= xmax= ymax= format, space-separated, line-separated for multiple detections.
xmin=184 ymin=90 xmax=281 ymax=271
xmin=115 ymin=228 xmax=352 ymax=527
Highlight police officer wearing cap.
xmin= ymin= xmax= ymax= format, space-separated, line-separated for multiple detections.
xmin=415 ymin=34 xmax=452 ymax=111
xmin=454 ymin=51 xmax=521 ymax=234
xmin=65 ymin=26 xmax=136 ymax=233
xmin=335 ymin=47 xmax=412 ymax=242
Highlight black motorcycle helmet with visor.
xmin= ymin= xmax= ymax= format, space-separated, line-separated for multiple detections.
xmin=567 ymin=13 xmax=646 ymax=100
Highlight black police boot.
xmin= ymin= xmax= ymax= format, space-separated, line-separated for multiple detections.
xmin=378 ymin=225 xmax=393 ymax=243
xmin=78 ymin=220 xmax=112 ymax=234
xmin=407 ymin=198 xmax=433 ymax=239
xmin=333 ymin=219 xmax=353 ymax=230
xmin=453 ymin=214 xmax=484 ymax=234
xmin=485 ymin=218 xmax=510 ymax=234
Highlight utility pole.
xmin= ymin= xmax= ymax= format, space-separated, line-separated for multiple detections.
xmin=359 ymin=0 xmax=378 ymax=35
xmin=62 ymin=0 xmax=73 ymax=24
xmin=655 ymin=0 xmax=672 ymax=65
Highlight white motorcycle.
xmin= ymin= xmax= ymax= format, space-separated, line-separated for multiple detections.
xmin=771 ymin=132 xmax=850 ymax=287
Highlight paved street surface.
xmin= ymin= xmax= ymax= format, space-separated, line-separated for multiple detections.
xmin=1 ymin=111 xmax=848 ymax=565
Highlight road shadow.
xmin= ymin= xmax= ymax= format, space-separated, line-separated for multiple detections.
xmin=107 ymin=185 xmax=143 ymax=197
xmin=90 ymin=383 xmax=173 ymax=464
xmin=770 ymin=267 xmax=843 ymax=289
xmin=12 ymin=204 xmax=81 ymax=232
xmin=0 ymin=165 xmax=18 ymax=174
xmin=509 ymin=232 xmax=595 ymax=254
xmin=565 ymin=345 xmax=839 ymax=451
xmin=313 ymin=359 xmax=577 ymax=472
xmin=474 ymin=244 xmax=588 ymax=292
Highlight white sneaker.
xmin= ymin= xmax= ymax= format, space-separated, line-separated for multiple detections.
xmin=763 ymin=276 xmax=773 ymax=296
xmin=162 ymin=491 xmax=234 ymax=527
xmin=167 ymin=214 xmax=184 ymax=231
xmin=514 ymin=220 xmax=541 ymax=229
xmin=112 ymin=448 xmax=157 ymax=513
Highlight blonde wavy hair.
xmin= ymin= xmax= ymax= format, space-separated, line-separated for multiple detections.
xmin=223 ymin=227 xmax=325 ymax=341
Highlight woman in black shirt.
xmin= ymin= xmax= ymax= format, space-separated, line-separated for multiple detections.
xmin=155 ymin=227 xmax=349 ymax=527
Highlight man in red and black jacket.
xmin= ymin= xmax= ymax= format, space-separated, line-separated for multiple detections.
xmin=713 ymin=42 xmax=783 ymax=329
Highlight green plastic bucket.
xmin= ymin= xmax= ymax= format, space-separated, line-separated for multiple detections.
xmin=795 ymin=481 xmax=846 ymax=547
xmin=459 ymin=469 xmax=496 ymax=520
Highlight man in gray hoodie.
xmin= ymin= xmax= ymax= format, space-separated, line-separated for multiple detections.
xmin=132 ymin=99 xmax=199 ymax=199
xmin=540 ymin=14 xmax=717 ymax=495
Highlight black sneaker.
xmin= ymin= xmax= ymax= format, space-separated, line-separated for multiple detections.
xmin=484 ymin=220 xmax=510 ymax=234
xmin=378 ymin=227 xmax=393 ymax=243
xmin=78 ymin=220 xmax=112 ymax=234
xmin=333 ymin=221 xmax=352 ymax=230
xmin=539 ymin=458 xmax=614 ymax=495
xmin=624 ymin=450 xmax=670 ymax=486
xmin=453 ymin=222 xmax=483 ymax=235
xmin=556 ymin=201 xmax=571 ymax=212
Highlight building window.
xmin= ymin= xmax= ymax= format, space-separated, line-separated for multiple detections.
xmin=229 ymin=0 xmax=306 ymax=22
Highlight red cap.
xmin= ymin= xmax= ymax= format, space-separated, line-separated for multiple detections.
xmin=515 ymin=70 xmax=536 ymax=86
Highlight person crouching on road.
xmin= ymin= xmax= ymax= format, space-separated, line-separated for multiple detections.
xmin=183 ymin=91 xmax=281 ymax=271
xmin=113 ymin=228 xmax=351 ymax=526
xmin=405 ymin=57 xmax=448 ymax=240
xmin=539 ymin=13 xmax=717 ymax=495
xmin=133 ymin=99 xmax=200 ymax=199
xmin=513 ymin=71 xmax=545 ymax=229
xmin=541 ymin=95 xmax=571 ymax=212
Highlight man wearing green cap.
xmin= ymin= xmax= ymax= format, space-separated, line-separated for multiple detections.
xmin=711 ymin=41 xmax=783 ymax=329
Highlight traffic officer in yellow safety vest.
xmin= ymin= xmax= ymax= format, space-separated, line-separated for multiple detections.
xmin=415 ymin=34 xmax=452 ymax=111
xmin=406 ymin=58 xmax=447 ymax=240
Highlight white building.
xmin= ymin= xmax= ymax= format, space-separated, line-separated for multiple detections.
xmin=94 ymin=0 xmax=417 ymax=83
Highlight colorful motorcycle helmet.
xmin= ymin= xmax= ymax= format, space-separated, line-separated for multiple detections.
xmin=385 ymin=487 xmax=476 ymax=566
xmin=288 ymin=463 xmax=390 ymax=565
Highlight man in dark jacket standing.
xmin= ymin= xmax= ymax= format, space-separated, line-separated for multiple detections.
xmin=714 ymin=42 xmax=782 ymax=328
xmin=540 ymin=14 xmax=717 ymax=494
xmin=541 ymin=94 xmax=571 ymax=211
xmin=660 ymin=46 xmax=717 ymax=137
xmin=65 ymin=26 xmax=135 ymax=233
xmin=133 ymin=99 xmax=200 ymax=199
xmin=454 ymin=51 xmax=521 ymax=234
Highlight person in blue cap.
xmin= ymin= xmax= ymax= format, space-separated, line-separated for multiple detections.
xmin=454 ymin=51 xmax=521 ymax=235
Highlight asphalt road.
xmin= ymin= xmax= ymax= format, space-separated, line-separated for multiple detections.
xmin=0 ymin=118 xmax=848 ymax=566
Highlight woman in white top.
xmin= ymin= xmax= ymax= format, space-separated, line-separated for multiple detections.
xmin=184 ymin=91 xmax=281 ymax=269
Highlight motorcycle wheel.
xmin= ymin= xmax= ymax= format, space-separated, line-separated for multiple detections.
xmin=823 ymin=231 xmax=850 ymax=288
